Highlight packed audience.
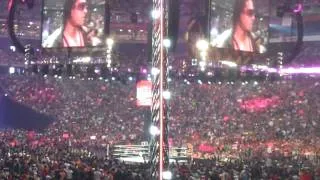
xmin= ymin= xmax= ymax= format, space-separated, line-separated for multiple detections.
xmin=169 ymin=78 xmax=320 ymax=147
xmin=0 ymin=72 xmax=319 ymax=179
xmin=0 ymin=49 xmax=24 ymax=65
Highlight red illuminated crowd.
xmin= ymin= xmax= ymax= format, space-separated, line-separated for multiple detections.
xmin=0 ymin=72 xmax=319 ymax=179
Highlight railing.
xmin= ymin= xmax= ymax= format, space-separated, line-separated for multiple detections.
xmin=112 ymin=144 xmax=191 ymax=164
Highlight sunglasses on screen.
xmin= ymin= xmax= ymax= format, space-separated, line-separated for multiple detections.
xmin=74 ymin=2 xmax=88 ymax=11
xmin=243 ymin=9 xmax=255 ymax=17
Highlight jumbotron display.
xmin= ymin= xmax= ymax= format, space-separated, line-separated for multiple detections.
xmin=41 ymin=0 xmax=105 ymax=48
xmin=136 ymin=80 xmax=152 ymax=107
xmin=210 ymin=0 xmax=269 ymax=54
xmin=186 ymin=0 xmax=270 ymax=64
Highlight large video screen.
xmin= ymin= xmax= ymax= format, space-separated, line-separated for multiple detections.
xmin=185 ymin=0 xmax=270 ymax=65
xmin=136 ymin=80 xmax=152 ymax=107
xmin=210 ymin=0 xmax=270 ymax=54
xmin=41 ymin=0 xmax=105 ymax=48
xmin=269 ymin=1 xmax=320 ymax=43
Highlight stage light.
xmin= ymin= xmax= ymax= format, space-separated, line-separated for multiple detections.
xmin=210 ymin=28 xmax=218 ymax=36
xmin=293 ymin=3 xmax=303 ymax=13
xmin=200 ymin=51 xmax=207 ymax=58
xmin=106 ymin=38 xmax=114 ymax=47
xmin=163 ymin=90 xmax=171 ymax=100
xmin=163 ymin=38 xmax=171 ymax=48
xmin=149 ymin=125 xmax=160 ymax=136
xmin=9 ymin=67 xmax=15 ymax=74
xmin=267 ymin=68 xmax=278 ymax=73
xmin=196 ymin=39 xmax=209 ymax=51
xmin=220 ymin=61 xmax=238 ymax=67
xmin=151 ymin=9 xmax=161 ymax=19
xmin=142 ymin=68 xmax=148 ymax=74
xmin=94 ymin=68 xmax=100 ymax=74
xmin=199 ymin=61 xmax=206 ymax=71
xmin=280 ymin=67 xmax=320 ymax=74
xmin=192 ymin=59 xmax=198 ymax=66
xmin=128 ymin=76 xmax=133 ymax=81
xmin=151 ymin=67 xmax=160 ymax=76
xmin=73 ymin=57 xmax=91 ymax=63
xmin=10 ymin=46 xmax=16 ymax=52
xmin=163 ymin=171 xmax=172 ymax=180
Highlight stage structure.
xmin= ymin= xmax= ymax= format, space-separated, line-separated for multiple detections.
xmin=8 ymin=0 xmax=32 ymax=66
xmin=149 ymin=0 xmax=170 ymax=179
xmin=113 ymin=144 xmax=190 ymax=164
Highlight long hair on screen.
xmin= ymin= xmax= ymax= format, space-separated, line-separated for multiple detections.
xmin=232 ymin=0 xmax=249 ymax=30
xmin=63 ymin=0 xmax=77 ymax=30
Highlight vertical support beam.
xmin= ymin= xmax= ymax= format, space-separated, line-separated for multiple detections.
xmin=149 ymin=0 xmax=169 ymax=179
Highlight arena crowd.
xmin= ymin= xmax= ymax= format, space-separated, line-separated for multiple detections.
xmin=0 ymin=71 xmax=319 ymax=179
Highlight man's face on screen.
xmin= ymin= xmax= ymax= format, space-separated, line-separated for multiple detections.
xmin=70 ymin=0 xmax=88 ymax=27
xmin=240 ymin=0 xmax=255 ymax=32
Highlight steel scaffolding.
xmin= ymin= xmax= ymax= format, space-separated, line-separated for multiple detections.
xmin=149 ymin=0 xmax=170 ymax=179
